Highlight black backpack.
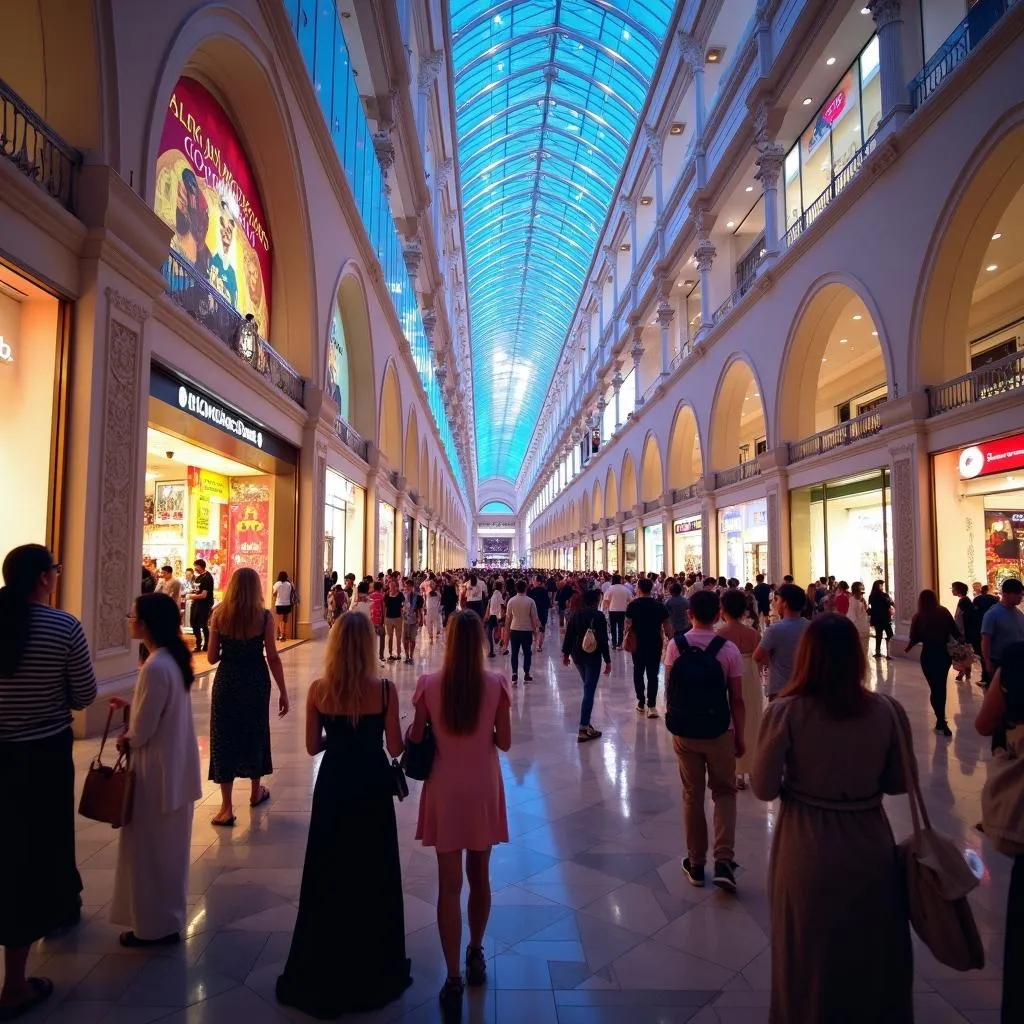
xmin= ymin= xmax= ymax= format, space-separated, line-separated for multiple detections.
xmin=665 ymin=633 xmax=731 ymax=739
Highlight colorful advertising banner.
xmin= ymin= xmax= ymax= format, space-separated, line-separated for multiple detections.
xmin=188 ymin=466 xmax=230 ymax=502
xmin=326 ymin=302 xmax=350 ymax=418
xmin=803 ymin=70 xmax=856 ymax=161
xmin=154 ymin=75 xmax=272 ymax=335
xmin=229 ymin=478 xmax=271 ymax=590
xmin=959 ymin=433 xmax=1024 ymax=480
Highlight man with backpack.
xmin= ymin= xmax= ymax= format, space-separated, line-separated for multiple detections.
xmin=562 ymin=589 xmax=611 ymax=743
xmin=663 ymin=589 xmax=746 ymax=893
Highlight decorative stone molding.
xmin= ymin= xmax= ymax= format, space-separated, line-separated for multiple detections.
xmin=630 ymin=341 xmax=644 ymax=364
xmin=616 ymin=195 xmax=636 ymax=223
xmin=890 ymin=447 xmax=918 ymax=618
xmin=418 ymin=51 xmax=444 ymax=93
xmin=694 ymin=238 xmax=716 ymax=273
xmin=372 ymin=129 xmax=396 ymax=195
xmin=403 ymin=239 xmax=422 ymax=281
xmin=435 ymin=159 xmax=454 ymax=190
xmin=444 ymin=211 xmax=458 ymax=234
xmin=691 ymin=202 xmax=715 ymax=238
xmin=677 ymin=32 xmax=703 ymax=72
xmin=644 ymin=123 xmax=663 ymax=166
xmin=421 ymin=306 xmax=437 ymax=339
xmin=868 ymin=0 xmax=902 ymax=30
xmin=755 ymin=142 xmax=785 ymax=189
xmin=106 ymin=287 xmax=150 ymax=323
xmin=656 ymin=301 xmax=674 ymax=330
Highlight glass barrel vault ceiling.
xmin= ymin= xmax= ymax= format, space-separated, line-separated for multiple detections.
xmin=449 ymin=0 xmax=673 ymax=483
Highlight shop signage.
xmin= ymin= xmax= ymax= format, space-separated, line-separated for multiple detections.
xmin=150 ymin=363 xmax=296 ymax=463
xmin=720 ymin=507 xmax=744 ymax=534
xmin=674 ymin=516 xmax=701 ymax=534
xmin=959 ymin=433 xmax=1024 ymax=479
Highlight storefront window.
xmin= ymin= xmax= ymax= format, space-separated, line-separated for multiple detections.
xmin=378 ymin=501 xmax=395 ymax=574
xmin=784 ymin=149 xmax=801 ymax=234
xmin=790 ymin=470 xmax=893 ymax=591
xmin=643 ymin=523 xmax=664 ymax=573
xmin=620 ymin=369 xmax=636 ymax=423
xmin=402 ymin=516 xmax=412 ymax=577
xmin=717 ymin=499 xmax=769 ymax=583
xmin=623 ymin=528 xmax=638 ymax=575
xmin=934 ymin=434 xmax=1024 ymax=602
xmin=418 ymin=523 xmax=428 ymax=571
xmin=606 ymin=534 xmax=617 ymax=573
xmin=594 ymin=538 xmax=604 ymax=572
xmin=673 ymin=515 xmax=703 ymax=576
xmin=860 ymin=36 xmax=882 ymax=139
xmin=324 ymin=468 xmax=365 ymax=583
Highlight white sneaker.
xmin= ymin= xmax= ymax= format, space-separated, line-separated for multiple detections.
xmin=646 ymin=707 xmax=659 ymax=719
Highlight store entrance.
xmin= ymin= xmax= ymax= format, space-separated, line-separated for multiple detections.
xmin=744 ymin=542 xmax=768 ymax=583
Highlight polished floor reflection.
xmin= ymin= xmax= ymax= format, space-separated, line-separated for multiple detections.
xmin=8 ymin=629 xmax=1011 ymax=1023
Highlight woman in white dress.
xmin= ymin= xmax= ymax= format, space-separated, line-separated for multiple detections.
xmin=425 ymin=583 xmax=442 ymax=643
xmin=111 ymin=592 xmax=202 ymax=947
xmin=718 ymin=589 xmax=763 ymax=790
xmin=847 ymin=581 xmax=871 ymax=655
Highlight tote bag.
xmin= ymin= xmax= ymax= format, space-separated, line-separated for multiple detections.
xmin=79 ymin=705 xmax=135 ymax=829
xmin=981 ymin=725 xmax=1024 ymax=856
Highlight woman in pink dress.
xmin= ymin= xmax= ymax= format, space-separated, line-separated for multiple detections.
xmin=410 ymin=610 xmax=512 ymax=1021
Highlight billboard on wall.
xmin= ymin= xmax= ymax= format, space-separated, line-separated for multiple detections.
xmin=326 ymin=303 xmax=350 ymax=418
xmin=153 ymin=76 xmax=272 ymax=336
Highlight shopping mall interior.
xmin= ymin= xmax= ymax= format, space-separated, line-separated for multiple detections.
xmin=2 ymin=0 xmax=1024 ymax=1021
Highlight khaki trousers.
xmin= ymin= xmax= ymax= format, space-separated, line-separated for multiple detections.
xmin=672 ymin=733 xmax=736 ymax=866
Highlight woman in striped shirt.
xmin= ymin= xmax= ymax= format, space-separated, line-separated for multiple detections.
xmin=0 ymin=544 xmax=97 ymax=1019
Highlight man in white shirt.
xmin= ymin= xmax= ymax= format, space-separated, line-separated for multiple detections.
xmin=602 ymin=574 xmax=634 ymax=649
xmin=505 ymin=579 xmax=541 ymax=684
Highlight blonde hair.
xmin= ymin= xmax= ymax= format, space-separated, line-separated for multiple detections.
xmin=213 ymin=567 xmax=265 ymax=638
xmin=318 ymin=610 xmax=377 ymax=717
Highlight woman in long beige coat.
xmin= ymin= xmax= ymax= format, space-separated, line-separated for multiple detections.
xmin=752 ymin=613 xmax=913 ymax=1024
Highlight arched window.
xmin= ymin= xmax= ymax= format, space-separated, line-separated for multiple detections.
xmin=326 ymin=300 xmax=351 ymax=422
xmin=480 ymin=501 xmax=514 ymax=514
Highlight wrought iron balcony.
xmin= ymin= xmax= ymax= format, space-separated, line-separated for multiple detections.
xmin=162 ymin=250 xmax=304 ymax=406
xmin=713 ymin=460 xmax=760 ymax=489
xmin=0 ymin=78 xmax=80 ymax=211
xmin=333 ymin=417 xmax=369 ymax=462
xmin=788 ymin=409 xmax=885 ymax=464
xmin=926 ymin=348 xmax=1024 ymax=416
xmin=672 ymin=481 xmax=703 ymax=504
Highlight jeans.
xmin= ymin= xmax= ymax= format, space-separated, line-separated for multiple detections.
xmin=632 ymin=646 xmax=661 ymax=708
xmin=486 ymin=615 xmax=500 ymax=656
xmin=1005 ymin=855 xmax=1023 ymax=1024
xmin=672 ymin=733 xmax=737 ymax=866
xmin=609 ymin=611 xmax=626 ymax=647
xmin=873 ymin=621 xmax=893 ymax=656
xmin=920 ymin=644 xmax=952 ymax=726
xmin=510 ymin=630 xmax=533 ymax=677
xmin=573 ymin=656 xmax=602 ymax=727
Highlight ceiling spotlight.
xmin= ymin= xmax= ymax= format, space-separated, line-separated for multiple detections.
xmin=670 ymin=122 xmax=685 ymax=135
xmin=639 ymin=196 xmax=653 ymax=206
xmin=802 ymin=97 xmax=813 ymax=106
xmin=853 ymin=314 xmax=862 ymax=320
xmin=726 ymin=221 xmax=735 ymax=228
xmin=620 ymin=243 xmax=631 ymax=251
xmin=839 ymin=337 xmax=848 ymax=344
xmin=987 ymin=264 xmax=998 ymax=272
xmin=745 ymin=185 xmax=754 ymax=192
xmin=992 ymin=232 xmax=1003 ymax=240
xmin=706 ymin=47 xmax=725 ymax=64
xmin=826 ymin=57 xmax=836 ymax=66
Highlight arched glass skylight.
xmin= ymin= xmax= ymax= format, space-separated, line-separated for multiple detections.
xmin=480 ymin=500 xmax=515 ymax=513
xmin=450 ymin=1 xmax=673 ymax=483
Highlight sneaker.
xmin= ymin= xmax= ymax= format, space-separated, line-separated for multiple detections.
xmin=577 ymin=725 xmax=603 ymax=743
xmin=511 ymin=675 xmax=518 ymax=686
xmin=465 ymin=945 xmax=486 ymax=987
xmin=646 ymin=707 xmax=659 ymax=719
xmin=635 ymin=702 xmax=645 ymax=715
xmin=713 ymin=860 xmax=737 ymax=893
xmin=524 ymin=674 xmax=533 ymax=683
xmin=681 ymin=858 xmax=705 ymax=887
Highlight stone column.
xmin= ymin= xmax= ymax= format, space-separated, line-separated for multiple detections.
xmin=661 ymin=499 xmax=675 ymax=576
xmin=596 ymin=396 xmax=606 ymax=448
xmin=678 ymin=33 xmax=707 ymax=184
xmin=888 ymin=437 xmax=931 ymax=645
xmin=755 ymin=141 xmax=785 ymax=260
xmin=630 ymin=335 xmax=645 ymax=410
xmin=612 ymin=365 xmax=623 ymax=431
xmin=645 ymin=124 xmax=666 ymax=261
xmin=604 ymin=245 xmax=619 ymax=312
xmin=619 ymin=197 xmax=638 ymax=308
xmin=869 ymin=0 xmax=912 ymax=135
xmin=694 ymin=237 xmax=716 ymax=337
xmin=657 ymin=285 xmax=675 ymax=379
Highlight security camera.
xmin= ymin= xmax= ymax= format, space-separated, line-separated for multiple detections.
xmin=166 ymin=451 xmax=175 ymax=460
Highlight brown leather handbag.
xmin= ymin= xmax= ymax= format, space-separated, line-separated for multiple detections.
xmin=79 ymin=704 xmax=135 ymax=829
xmin=622 ymin=627 xmax=637 ymax=654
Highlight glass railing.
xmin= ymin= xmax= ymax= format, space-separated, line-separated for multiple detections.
xmin=162 ymin=252 xmax=305 ymax=405
xmin=0 ymin=78 xmax=80 ymax=211
xmin=283 ymin=0 xmax=465 ymax=490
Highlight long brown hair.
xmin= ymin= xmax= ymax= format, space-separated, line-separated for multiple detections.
xmin=439 ymin=610 xmax=486 ymax=735
xmin=318 ymin=611 xmax=376 ymax=717
xmin=213 ymin=567 xmax=265 ymax=638
xmin=779 ymin=613 xmax=870 ymax=718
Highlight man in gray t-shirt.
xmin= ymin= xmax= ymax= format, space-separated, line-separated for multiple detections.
xmin=664 ymin=582 xmax=691 ymax=635
xmin=754 ymin=584 xmax=809 ymax=698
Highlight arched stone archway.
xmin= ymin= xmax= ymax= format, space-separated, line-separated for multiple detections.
xmin=640 ymin=434 xmax=664 ymax=503
xmin=404 ymin=407 xmax=420 ymax=494
xmin=709 ymin=358 xmax=768 ymax=471
xmin=379 ymin=360 xmax=403 ymax=470
xmin=620 ymin=454 xmax=638 ymax=512
xmin=605 ymin=468 xmax=619 ymax=519
xmin=667 ymin=404 xmax=703 ymax=489
xmin=333 ymin=267 xmax=377 ymax=440
xmin=777 ymin=277 xmax=890 ymax=443
xmin=914 ymin=111 xmax=1024 ymax=387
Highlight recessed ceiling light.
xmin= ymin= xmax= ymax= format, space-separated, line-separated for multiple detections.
xmin=639 ymin=196 xmax=653 ymax=206
xmin=872 ymin=330 xmax=878 ymax=336
xmin=670 ymin=122 xmax=685 ymax=135
xmin=987 ymin=264 xmax=998 ymax=272
xmin=992 ymin=232 xmax=1003 ymax=240
xmin=706 ymin=47 xmax=725 ymax=64
xmin=621 ymin=243 xmax=631 ymax=252
xmin=839 ymin=338 xmax=848 ymax=344
xmin=860 ymin=7 xmax=870 ymax=14
xmin=826 ymin=57 xmax=836 ymax=66
xmin=726 ymin=220 xmax=735 ymax=228
xmin=853 ymin=314 xmax=862 ymax=320
xmin=802 ymin=97 xmax=813 ymax=106
xmin=821 ymin=358 xmax=827 ymax=362
xmin=745 ymin=185 xmax=754 ymax=192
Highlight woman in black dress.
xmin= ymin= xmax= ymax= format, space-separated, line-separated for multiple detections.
xmin=905 ymin=589 xmax=960 ymax=737
xmin=868 ymin=579 xmax=895 ymax=659
xmin=207 ymin=567 xmax=289 ymax=826
xmin=277 ymin=611 xmax=411 ymax=1017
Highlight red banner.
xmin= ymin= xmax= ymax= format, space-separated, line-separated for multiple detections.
xmin=958 ymin=433 xmax=1024 ymax=479
xmin=229 ymin=478 xmax=271 ymax=593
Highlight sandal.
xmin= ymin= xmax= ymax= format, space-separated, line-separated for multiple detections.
xmin=0 ymin=978 xmax=54 ymax=1021
xmin=250 ymin=786 xmax=271 ymax=808
xmin=211 ymin=814 xmax=236 ymax=827
xmin=465 ymin=944 xmax=487 ymax=987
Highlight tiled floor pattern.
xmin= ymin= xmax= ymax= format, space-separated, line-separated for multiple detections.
xmin=4 ymin=630 xmax=1011 ymax=1023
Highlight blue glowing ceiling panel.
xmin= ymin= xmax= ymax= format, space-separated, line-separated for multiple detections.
xmin=450 ymin=0 xmax=672 ymax=482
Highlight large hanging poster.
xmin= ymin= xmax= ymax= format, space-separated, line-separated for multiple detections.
xmin=229 ymin=477 xmax=272 ymax=592
xmin=154 ymin=75 xmax=272 ymax=336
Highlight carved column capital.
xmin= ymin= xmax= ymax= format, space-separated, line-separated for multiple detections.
xmin=403 ymin=238 xmax=423 ymax=281
xmin=868 ymin=0 xmax=902 ymax=30
xmin=694 ymin=238 xmax=716 ymax=273
xmin=436 ymin=158 xmax=454 ymax=190
xmin=677 ymin=32 xmax=703 ymax=72
xmin=755 ymin=141 xmax=786 ymax=190
xmin=644 ymin=123 xmax=663 ymax=166
xmin=372 ymin=129 xmax=396 ymax=195
xmin=616 ymin=195 xmax=637 ymax=224
xmin=656 ymin=301 xmax=675 ymax=330
xmin=418 ymin=51 xmax=444 ymax=93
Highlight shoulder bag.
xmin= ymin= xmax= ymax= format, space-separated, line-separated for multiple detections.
xmin=402 ymin=699 xmax=436 ymax=781
xmin=981 ymin=724 xmax=1024 ymax=856
xmin=622 ymin=626 xmax=637 ymax=654
xmin=79 ymin=704 xmax=136 ymax=829
xmin=883 ymin=696 xmax=984 ymax=970
xmin=382 ymin=680 xmax=409 ymax=801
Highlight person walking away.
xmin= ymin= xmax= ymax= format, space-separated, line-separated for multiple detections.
xmin=410 ymin=612 xmax=512 ymax=1021
xmin=272 ymin=570 xmax=297 ymax=642
xmin=752 ymin=614 xmax=914 ymax=1024
xmin=486 ymin=580 xmax=505 ymax=658
xmin=663 ymin=590 xmax=745 ymax=892
xmin=402 ymin=578 xmax=423 ymax=665
xmin=754 ymin=583 xmax=808 ymax=703
xmin=370 ymin=581 xmax=387 ymax=662
xmin=626 ymin=578 xmax=671 ymax=718
xmin=868 ymin=579 xmax=895 ymax=659
xmin=975 ymin=639 xmax=1024 ymax=1024
xmin=664 ymin=582 xmax=691 ymax=636
xmin=847 ymin=581 xmax=871 ymax=653
xmin=207 ymin=567 xmax=290 ymax=826
xmin=603 ymin=574 xmax=633 ymax=649
xmin=562 ymin=589 xmax=611 ymax=743
xmin=276 ymin=613 xmax=412 ymax=1016
xmin=753 ymin=573 xmax=772 ymax=628
xmin=464 ymin=573 xmax=487 ymax=619
xmin=974 ymin=583 xmax=999 ymax=623
xmin=441 ymin=576 xmax=459 ymax=628
xmin=0 ymin=545 xmax=96 ymax=1020
xmin=383 ymin=578 xmax=405 ymax=662
xmin=718 ymin=589 xmax=762 ymax=790
xmin=951 ymin=581 xmax=981 ymax=684
xmin=527 ymin=575 xmax=551 ymax=651
xmin=832 ymin=580 xmax=851 ymax=617
xmin=556 ymin=577 xmax=574 ymax=630
xmin=190 ymin=558 xmax=215 ymax=652
xmin=905 ymin=589 xmax=960 ymax=737
xmin=425 ymin=582 xmax=442 ymax=643
xmin=506 ymin=579 xmax=540 ymax=685
xmin=980 ymin=578 xmax=1024 ymax=750
xmin=111 ymin=593 xmax=201 ymax=947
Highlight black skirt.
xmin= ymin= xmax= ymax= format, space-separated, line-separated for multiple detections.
xmin=0 ymin=729 xmax=83 ymax=945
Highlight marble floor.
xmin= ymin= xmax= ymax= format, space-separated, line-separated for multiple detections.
xmin=7 ymin=628 xmax=1011 ymax=1024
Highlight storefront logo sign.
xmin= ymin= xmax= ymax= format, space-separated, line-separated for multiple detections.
xmin=177 ymin=384 xmax=263 ymax=448
xmin=0 ymin=336 xmax=12 ymax=363
xmin=674 ymin=516 xmax=701 ymax=534
xmin=959 ymin=434 xmax=1024 ymax=479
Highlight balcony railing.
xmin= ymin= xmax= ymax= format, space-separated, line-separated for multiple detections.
xmin=783 ymin=133 xmax=878 ymax=249
xmin=0 ymin=78 xmax=80 ymax=211
xmin=910 ymin=0 xmax=1020 ymax=109
xmin=713 ymin=460 xmax=760 ymax=489
xmin=333 ymin=417 xmax=369 ymax=462
xmin=926 ymin=348 xmax=1024 ymax=416
xmin=713 ymin=268 xmax=759 ymax=325
xmin=162 ymin=251 xmax=305 ymax=406
xmin=788 ymin=410 xmax=885 ymax=464
xmin=673 ymin=482 xmax=703 ymax=504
